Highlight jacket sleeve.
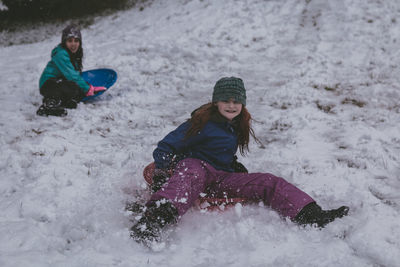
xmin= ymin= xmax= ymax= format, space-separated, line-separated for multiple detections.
xmin=153 ymin=121 xmax=203 ymax=169
xmin=52 ymin=49 xmax=90 ymax=93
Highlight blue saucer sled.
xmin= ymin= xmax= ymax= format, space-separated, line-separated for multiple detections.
xmin=81 ymin=68 xmax=117 ymax=101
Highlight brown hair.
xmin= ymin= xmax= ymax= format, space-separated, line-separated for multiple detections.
xmin=185 ymin=103 xmax=257 ymax=156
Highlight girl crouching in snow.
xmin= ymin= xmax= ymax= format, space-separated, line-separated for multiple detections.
xmin=37 ymin=24 xmax=106 ymax=117
xmin=130 ymin=77 xmax=349 ymax=244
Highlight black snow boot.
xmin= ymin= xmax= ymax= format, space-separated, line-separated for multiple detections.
xmin=36 ymin=98 xmax=67 ymax=117
xmin=61 ymin=99 xmax=79 ymax=109
xmin=294 ymin=202 xmax=349 ymax=228
xmin=130 ymin=200 xmax=179 ymax=245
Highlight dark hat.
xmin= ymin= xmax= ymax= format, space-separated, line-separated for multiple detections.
xmin=61 ymin=24 xmax=82 ymax=42
xmin=212 ymin=77 xmax=246 ymax=105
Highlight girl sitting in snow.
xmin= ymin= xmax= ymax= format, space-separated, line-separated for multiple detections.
xmin=36 ymin=24 xmax=106 ymax=117
xmin=130 ymin=77 xmax=349 ymax=244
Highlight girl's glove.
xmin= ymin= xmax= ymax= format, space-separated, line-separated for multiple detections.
xmin=232 ymin=160 xmax=248 ymax=173
xmin=231 ymin=155 xmax=248 ymax=173
xmin=151 ymin=168 xmax=170 ymax=193
xmin=86 ymin=84 xmax=106 ymax=96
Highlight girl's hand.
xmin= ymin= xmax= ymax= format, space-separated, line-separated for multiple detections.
xmin=86 ymin=84 xmax=106 ymax=96
xmin=151 ymin=169 xmax=170 ymax=193
xmin=232 ymin=159 xmax=248 ymax=173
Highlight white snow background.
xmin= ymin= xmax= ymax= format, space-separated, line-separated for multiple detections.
xmin=1 ymin=0 xmax=400 ymax=266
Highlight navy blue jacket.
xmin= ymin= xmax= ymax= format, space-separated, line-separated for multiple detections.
xmin=153 ymin=119 xmax=238 ymax=172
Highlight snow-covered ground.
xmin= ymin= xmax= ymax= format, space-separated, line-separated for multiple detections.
xmin=0 ymin=0 xmax=6 ymax=11
xmin=1 ymin=0 xmax=400 ymax=266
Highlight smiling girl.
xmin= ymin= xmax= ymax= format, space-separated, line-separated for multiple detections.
xmin=130 ymin=77 xmax=349 ymax=244
xmin=37 ymin=24 xmax=105 ymax=116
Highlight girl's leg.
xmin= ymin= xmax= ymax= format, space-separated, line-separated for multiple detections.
xmin=40 ymin=78 xmax=84 ymax=108
xmin=215 ymin=170 xmax=349 ymax=225
xmin=131 ymin=158 xmax=214 ymax=243
xmin=37 ymin=79 xmax=67 ymax=117
xmin=57 ymin=80 xmax=85 ymax=108
xmin=215 ymin=171 xmax=315 ymax=220
xmin=148 ymin=158 xmax=215 ymax=216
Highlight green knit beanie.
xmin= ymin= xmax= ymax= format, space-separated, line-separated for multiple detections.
xmin=212 ymin=77 xmax=246 ymax=105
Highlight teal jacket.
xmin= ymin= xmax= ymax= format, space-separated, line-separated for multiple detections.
xmin=39 ymin=45 xmax=90 ymax=93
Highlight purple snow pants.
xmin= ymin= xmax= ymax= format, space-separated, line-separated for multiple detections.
xmin=149 ymin=158 xmax=315 ymax=219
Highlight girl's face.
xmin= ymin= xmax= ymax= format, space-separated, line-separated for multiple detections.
xmin=216 ymin=99 xmax=243 ymax=121
xmin=65 ymin=37 xmax=80 ymax=54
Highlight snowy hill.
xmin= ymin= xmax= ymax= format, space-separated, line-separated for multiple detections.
xmin=0 ymin=0 xmax=399 ymax=266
